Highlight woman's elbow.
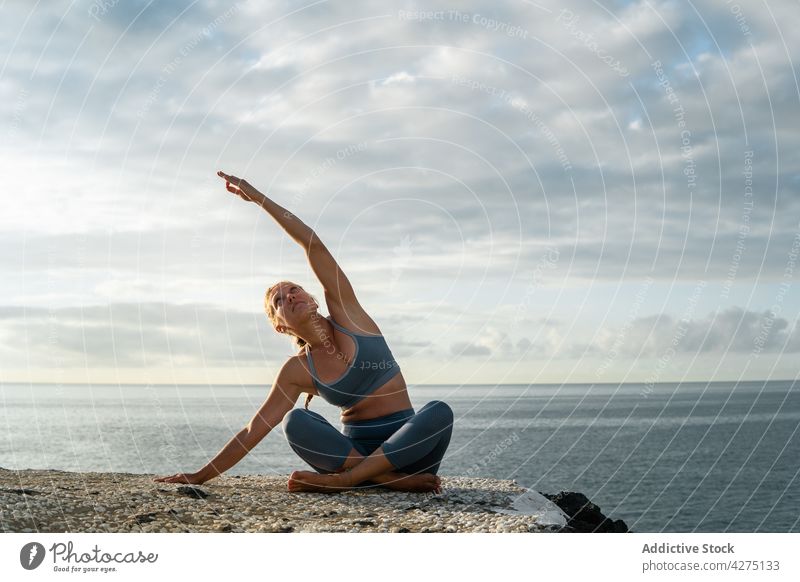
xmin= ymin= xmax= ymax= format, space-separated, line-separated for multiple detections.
xmin=243 ymin=421 xmax=271 ymax=448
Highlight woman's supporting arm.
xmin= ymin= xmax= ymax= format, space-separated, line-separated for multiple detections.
xmin=198 ymin=359 xmax=303 ymax=482
xmin=154 ymin=358 xmax=303 ymax=484
xmin=195 ymin=427 xmax=258 ymax=483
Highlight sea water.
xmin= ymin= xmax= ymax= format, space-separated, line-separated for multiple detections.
xmin=1 ymin=380 xmax=797 ymax=532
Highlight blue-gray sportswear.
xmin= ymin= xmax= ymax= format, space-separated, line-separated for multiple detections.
xmin=304 ymin=315 xmax=402 ymax=409
xmin=282 ymin=400 xmax=454 ymax=475
xmin=285 ymin=315 xmax=453 ymax=474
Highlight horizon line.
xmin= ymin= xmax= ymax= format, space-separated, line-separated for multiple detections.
xmin=2 ymin=378 xmax=796 ymax=387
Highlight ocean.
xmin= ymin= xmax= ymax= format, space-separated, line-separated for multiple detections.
xmin=1 ymin=380 xmax=798 ymax=533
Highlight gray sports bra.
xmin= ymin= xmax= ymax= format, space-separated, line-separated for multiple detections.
xmin=304 ymin=316 xmax=401 ymax=409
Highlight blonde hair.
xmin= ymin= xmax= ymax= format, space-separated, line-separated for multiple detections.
xmin=265 ymin=280 xmax=318 ymax=410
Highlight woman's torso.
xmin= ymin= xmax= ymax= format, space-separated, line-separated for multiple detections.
xmin=296 ymin=315 xmax=412 ymax=422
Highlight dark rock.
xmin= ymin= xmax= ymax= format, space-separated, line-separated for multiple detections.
xmin=542 ymin=492 xmax=596 ymax=516
xmin=397 ymin=527 xmax=410 ymax=533
xmin=542 ymin=491 xmax=629 ymax=533
xmin=176 ymin=486 xmax=208 ymax=499
xmin=278 ymin=525 xmax=294 ymax=533
xmin=611 ymin=519 xmax=628 ymax=533
xmin=353 ymin=520 xmax=375 ymax=526
xmin=1 ymin=488 xmax=42 ymax=495
xmin=132 ymin=512 xmax=158 ymax=525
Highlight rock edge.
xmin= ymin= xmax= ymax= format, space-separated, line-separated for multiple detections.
xmin=1 ymin=467 xmax=628 ymax=533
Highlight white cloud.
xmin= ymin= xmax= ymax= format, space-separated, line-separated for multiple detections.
xmin=2 ymin=0 xmax=798 ymax=382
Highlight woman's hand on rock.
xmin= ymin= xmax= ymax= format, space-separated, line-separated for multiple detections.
xmin=217 ymin=170 xmax=263 ymax=203
xmin=153 ymin=471 xmax=206 ymax=485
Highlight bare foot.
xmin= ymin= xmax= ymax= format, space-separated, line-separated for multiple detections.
xmin=287 ymin=470 xmax=350 ymax=493
xmin=379 ymin=473 xmax=442 ymax=493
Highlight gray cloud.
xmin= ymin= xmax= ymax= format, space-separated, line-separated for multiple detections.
xmin=451 ymin=342 xmax=491 ymax=357
xmin=0 ymin=303 xmax=277 ymax=368
xmin=0 ymin=300 xmax=796 ymax=375
xmin=2 ymin=0 xmax=799 ymax=381
xmin=580 ymin=306 xmax=800 ymax=361
xmin=0 ymin=301 xmax=450 ymax=369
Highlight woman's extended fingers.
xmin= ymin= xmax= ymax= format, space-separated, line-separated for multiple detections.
xmin=153 ymin=474 xmax=186 ymax=483
xmin=217 ymin=170 xmax=242 ymax=185
xmin=218 ymin=171 xmax=246 ymax=194
xmin=217 ymin=170 xmax=259 ymax=203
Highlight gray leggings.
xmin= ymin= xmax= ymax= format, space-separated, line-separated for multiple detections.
xmin=281 ymin=400 xmax=454 ymax=475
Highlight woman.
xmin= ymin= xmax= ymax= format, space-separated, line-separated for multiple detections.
xmin=154 ymin=171 xmax=454 ymax=493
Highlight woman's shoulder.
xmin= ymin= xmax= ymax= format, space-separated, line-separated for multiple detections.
xmin=326 ymin=304 xmax=383 ymax=336
xmin=283 ymin=352 xmax=315 ymax=390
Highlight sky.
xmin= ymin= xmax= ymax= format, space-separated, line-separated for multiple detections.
xmin=1 ymin=0 xmax=798 ymax=386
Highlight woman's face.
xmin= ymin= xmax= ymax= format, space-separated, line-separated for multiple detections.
xmin=269 ymin=283 xmax=317 ymax=330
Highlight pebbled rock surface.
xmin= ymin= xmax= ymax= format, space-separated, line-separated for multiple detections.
xmin=0 ymin=467 xmax=627 ymax=533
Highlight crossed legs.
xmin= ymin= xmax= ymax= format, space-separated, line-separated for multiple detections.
xmin=288 ymin=446 xmax=441 ymax=493
xmin=282 ymin=400 xmax=454 ymax=493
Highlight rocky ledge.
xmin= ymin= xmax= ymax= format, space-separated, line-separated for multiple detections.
xmin=1 ymin=467 xmax=628 ymax=533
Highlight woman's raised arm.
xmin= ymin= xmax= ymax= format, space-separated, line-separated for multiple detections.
xmin=217 ymin=171 xmax=359 ymax=310
xmin=217 ymin=170 xmax=320 ymax=250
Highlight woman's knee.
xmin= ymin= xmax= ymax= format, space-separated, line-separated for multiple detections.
xmin=281 ymin=407 xmax=314 ymax=438
xmin=383 ymin=401 xmax=453 ymax=472
xmin=421 ymin=400 xmax=454 ymax=427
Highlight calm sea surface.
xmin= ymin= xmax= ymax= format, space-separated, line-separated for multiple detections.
xmin=1 ymin=380 xmax=798 ymax=532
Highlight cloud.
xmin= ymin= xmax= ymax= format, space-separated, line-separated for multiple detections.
xmin=450 ymin=326 xmax=514 ymax=357
xmin=2 ymin=0 xmax=798 ymax=381
xmin=453 ymin=305 xmax=800 ymax=362
xmin=590 ymin=306 xmax=800 ymax=359
xmin=450 ymin=342 xmax=491 ymax=357
xmin=0 ymin=303 xmax=282 ymax=368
